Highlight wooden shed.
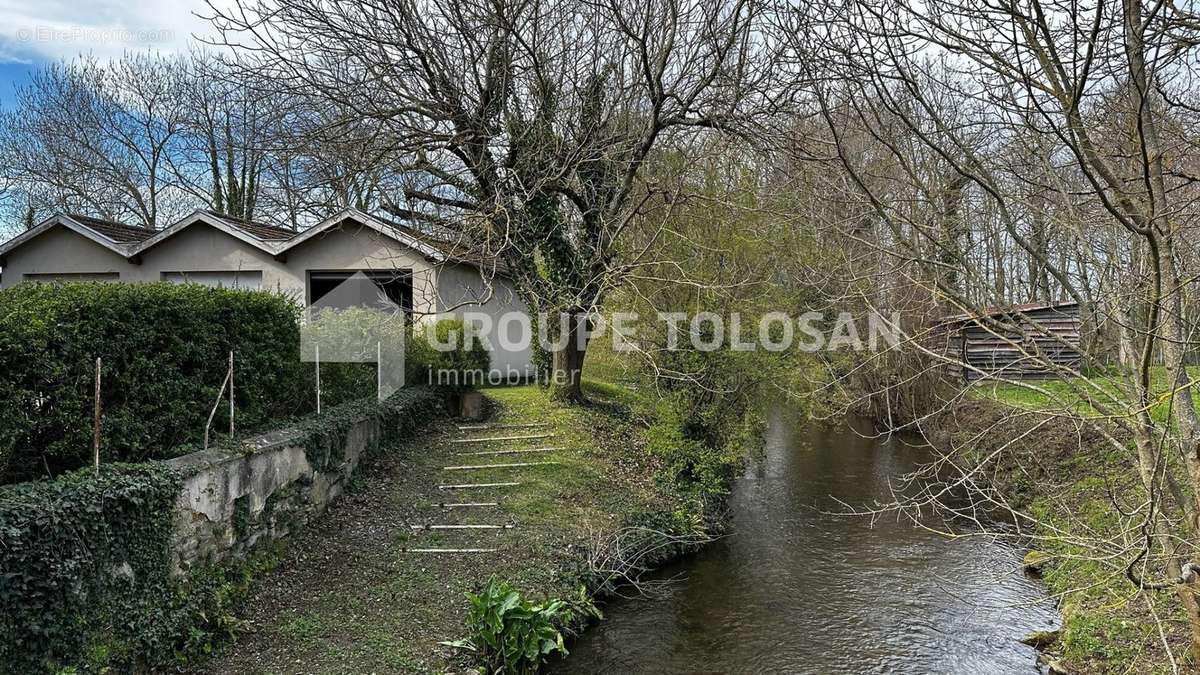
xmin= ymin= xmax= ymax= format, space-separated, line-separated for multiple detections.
xmin=935 ymin=301 xmax=1082 ymax=380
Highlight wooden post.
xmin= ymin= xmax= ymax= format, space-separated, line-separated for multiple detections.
xmin=228 ymin=351 xmax=235 ymax=437
xmin=315 ymin=343 xmax=322 ymax=415
xmin=203 ymin=359 xmax=232 ymax=452
xmin=93 ymin=357 xmax=101 ymax=476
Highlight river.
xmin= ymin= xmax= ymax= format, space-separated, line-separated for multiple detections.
xmin=552 ymin=410 xmax=1060 ymax=674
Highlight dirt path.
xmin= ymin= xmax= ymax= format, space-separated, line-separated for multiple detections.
xmin=188 ymin=385 xmax=663 ymax=674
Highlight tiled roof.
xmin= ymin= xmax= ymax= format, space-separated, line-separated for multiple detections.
xmin=202 ymin=210 xmax=297 ymax=241
xmin=67 ymin=214 xmax=156 ymax=244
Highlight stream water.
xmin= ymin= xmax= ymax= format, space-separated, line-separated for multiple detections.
xmin=552 ymin=410 xmax=1059 ymax=674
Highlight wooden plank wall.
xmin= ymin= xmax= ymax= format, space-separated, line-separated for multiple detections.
xmin=957 ymin=305 xmax=1081 ymax=380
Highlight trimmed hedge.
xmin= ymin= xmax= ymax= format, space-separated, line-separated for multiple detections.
xmin=0 ymin=283 xmax=303 ymax=483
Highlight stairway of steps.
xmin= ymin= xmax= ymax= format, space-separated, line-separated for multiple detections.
xmin=403 ymin=420 xmax=565 ymax=555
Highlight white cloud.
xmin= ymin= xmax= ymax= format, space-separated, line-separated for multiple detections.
xmin=0 ymin=0 xmax=230 ymax=63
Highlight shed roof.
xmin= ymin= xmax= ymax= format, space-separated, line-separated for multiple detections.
xmin=200 ymin=210 xmax=297 ymax=241
xmin=66 ymin=214 xmax=156 ymax=244
xmin=940 ymin=300 xmax=1079 ymax=325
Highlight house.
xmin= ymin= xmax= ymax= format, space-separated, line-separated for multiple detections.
xmin=0 ymin=209 xmax=532 ymax=377
xmin=933 ymin=301 xmax=1082 ymax=380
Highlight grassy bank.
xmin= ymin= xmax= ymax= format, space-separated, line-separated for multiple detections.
xmin=972 ymin=366 xmax=1200 ymax=422
xmin=937 ymin=387 xmax=1191 ymax=672
xmin=187 ymin=382 xmax=713 ymax=673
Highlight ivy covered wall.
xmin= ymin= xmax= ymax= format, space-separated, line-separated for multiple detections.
xmin=0 ymin=387 xmax=450 ymax=673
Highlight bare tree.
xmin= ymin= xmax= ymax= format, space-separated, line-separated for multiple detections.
xmin=208 ymin=0 xmax=781 ymax=400
xmin=172 ymin=53 xmax=282 ymax=222
xmin=776 ymin=0 xmax=1200 ymax=661
xmin=0 ymin=55 xmax=191 ymax=228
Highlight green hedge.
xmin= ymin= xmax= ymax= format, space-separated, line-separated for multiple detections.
xmin=0 ymin=284 xmax=492 ymax=484
xmin=0 ymin=283 xmax=303 ymax=483
xmin=408 ymin=318 xmax=491 ymax=386
xmin=297 ymin=314 xmax=491 ymax=406
xmin=0 ymin=463 xmax=183 ymax=673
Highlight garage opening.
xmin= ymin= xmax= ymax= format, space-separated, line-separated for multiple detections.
xmin=161 ymin=270 xmax=263 ymax=289
xmin=307 ymin=270 xmax=413 ymax=316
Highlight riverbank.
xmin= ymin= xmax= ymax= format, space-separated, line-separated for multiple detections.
xmin=186 ymin=383 xmax=708 ymax=673
xmin=926 ymin=393 xmax=1187 ymax=672
xmin=552 ymin=409 xmax=1058 ymax=672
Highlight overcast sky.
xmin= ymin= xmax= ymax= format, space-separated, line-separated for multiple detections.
xmin=0 ymin=0 xmax=220 ymax=106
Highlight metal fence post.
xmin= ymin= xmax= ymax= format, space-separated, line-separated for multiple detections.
xmin=93 ymin=357 xmax=101 ymax=476
xmin=229 ymin=351 xmax=235 ymax=438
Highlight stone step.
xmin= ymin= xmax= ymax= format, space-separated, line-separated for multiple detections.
xmin=450 ymin=433 xmax=556 ymax=444
xmin=402 ymin=548 xmax=498 ymax=554
xmin=442 ymin=461 xmax=560 ymax=471
xmin=437 ymin=502 xmax=500 ymax=508
xmin=410 ymin=524 xmax=514 ymax=530
xmin=437 ymin=481 xmax=520 ymax=490
xmin=456 ymin=422 xmax=551 ymax=431
xmin=456 ymin=447 xmax=563 ymax=457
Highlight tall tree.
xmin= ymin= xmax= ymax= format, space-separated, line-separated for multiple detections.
xmin=210 ymin=0 xmax=780 ymax=400
xmin=0 ymin=56 xmax=190 ymax=228
xmin=175 ymin=54 xmax=279 ymax=222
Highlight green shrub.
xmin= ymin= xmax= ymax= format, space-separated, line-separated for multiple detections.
xmin=444 ymin=578 xmax=595 ymax=675
xmin=407 ymin=318 xmax=491 ymax=386
xmin=0 ymin=282 xmax=303 ymax=483
xmin=0 ymin=463 xmax=182 ymax=673
xmin=646 ymin=390 xmax=757 ymax=501
xmin=297 ymin=312 xmax=491 ymax=404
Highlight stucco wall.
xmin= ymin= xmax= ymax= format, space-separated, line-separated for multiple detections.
xmin=131 ymin=224 xmax=298 ymax=297
xmin=435 ymin=263 xmax=533 ymax=378
xmin=0 ymin=225 xmax=130 ymax=288
xmin=166 ymin=389 xmax=454 ymax=574
xmin=167 ymin=408 xmax=380 ymax=572
xmin=283 ymin=224 xmax=438 ymax=315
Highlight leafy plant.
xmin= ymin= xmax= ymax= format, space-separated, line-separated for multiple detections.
xmin=0 ymin=463 xmax=182 ymax=673
xmin=442 ymin=578 xmax=593 ymax=674
xmin=407 ymin=318 xmax=491 ymax=386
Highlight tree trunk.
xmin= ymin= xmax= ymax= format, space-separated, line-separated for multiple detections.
xmin=549 ymin=313 xmax=589 ymax=403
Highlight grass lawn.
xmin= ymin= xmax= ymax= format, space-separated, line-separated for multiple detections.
xmin=187 ymin=383 xmax=673 ymax=674
xmin=971 ymin=366 xmax=1200 ymax=423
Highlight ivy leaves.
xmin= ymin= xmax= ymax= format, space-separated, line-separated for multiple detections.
xmin=0 ymin=464 xmax=181 ymax=673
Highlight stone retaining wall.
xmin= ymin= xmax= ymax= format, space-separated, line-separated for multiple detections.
xmin=165 ymin=389 xmax=455 ymax=574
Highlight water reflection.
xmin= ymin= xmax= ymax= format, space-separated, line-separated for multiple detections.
xmin=552 ymin=410 xmax=1059 ymax=674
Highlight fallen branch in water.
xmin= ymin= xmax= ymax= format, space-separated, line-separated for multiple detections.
xmin=585 ymin=525 xmax=718 ymax=598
